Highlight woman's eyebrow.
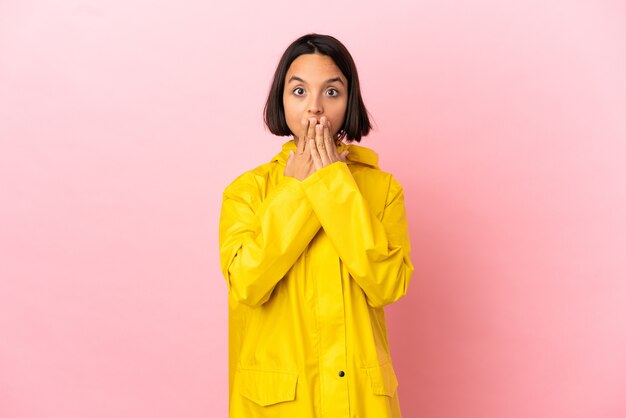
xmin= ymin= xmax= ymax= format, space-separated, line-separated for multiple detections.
xmin=287 ymin=75 xmax=345 ymax=85
xmin=325 ymin=77 xmax=345 ymax=85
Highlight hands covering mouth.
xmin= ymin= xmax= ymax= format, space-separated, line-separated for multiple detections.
xmin=284 ymin=115 xmax=349 ymax=181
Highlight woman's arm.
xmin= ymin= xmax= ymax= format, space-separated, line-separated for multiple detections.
xmin=219 ymin=174 xmax=321 ymax=307
xmin=300 ymin=162 xmax=414 ymax=308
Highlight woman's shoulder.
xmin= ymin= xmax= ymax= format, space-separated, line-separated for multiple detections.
xmin=222 ymin=161 xmax=275 ymax=197
xmin=344 ymin=143 xmax=404 ymax=187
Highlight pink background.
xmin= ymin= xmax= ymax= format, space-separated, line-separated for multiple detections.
xmin=1 ymin=1 xmax=625 ymax=417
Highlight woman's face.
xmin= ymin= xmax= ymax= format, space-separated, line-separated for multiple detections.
xmin=283 ymin=53 xmax=348 ymax=142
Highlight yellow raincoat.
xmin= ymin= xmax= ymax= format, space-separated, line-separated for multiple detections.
xmin=219 ymin=139 xmax=414 ymax=418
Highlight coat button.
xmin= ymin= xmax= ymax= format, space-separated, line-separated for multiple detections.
xmin=338 ymin=370 xmax=345 ymax=377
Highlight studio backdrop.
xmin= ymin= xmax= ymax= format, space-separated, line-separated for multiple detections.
xmin=1 ymin=1 xmax=625 ymax=417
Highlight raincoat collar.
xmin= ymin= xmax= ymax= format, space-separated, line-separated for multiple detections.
xmin=271 ymin=139 xmax=379 ymax=169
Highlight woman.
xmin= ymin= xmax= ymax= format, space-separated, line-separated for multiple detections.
xmin=219 ymin=33 xmax=414 ymax=418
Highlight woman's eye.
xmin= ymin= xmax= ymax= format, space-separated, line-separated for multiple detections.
xmin=327 ymin=88 xmax=339 ymax=97
xmin=293 ymin=87 xmax=305 ymax=96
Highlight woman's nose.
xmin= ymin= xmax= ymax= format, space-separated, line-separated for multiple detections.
xmin=307 ymin=96 xmax=323 ymax=115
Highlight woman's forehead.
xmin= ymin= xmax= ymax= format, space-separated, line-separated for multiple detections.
xmin=286 ymin=54 xmax=346 ymax=83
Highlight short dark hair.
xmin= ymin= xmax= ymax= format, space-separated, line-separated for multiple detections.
xmin=263 ymin=33 xmax=372 ymax=143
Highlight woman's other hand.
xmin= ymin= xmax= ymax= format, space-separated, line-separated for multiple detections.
xmin=309 ymin=116 xmax=349 ymax=170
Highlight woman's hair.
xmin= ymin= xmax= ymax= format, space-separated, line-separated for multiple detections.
xmin=264 ymin=33 xmax=372 ymax=143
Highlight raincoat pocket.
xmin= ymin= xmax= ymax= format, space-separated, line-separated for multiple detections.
xmin=363 ymin=361 xmax=399 ymax=397
xmin=237 ymin=367 xmax=299 ymax=406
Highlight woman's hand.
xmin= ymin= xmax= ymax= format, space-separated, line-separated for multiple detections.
xmin=284 ymin=118 xmax=317 ymax=181
xmin=309 ymin=116 xmax=349 ymax=170
xmin=285 ymin=116 xmax=349 ymax=180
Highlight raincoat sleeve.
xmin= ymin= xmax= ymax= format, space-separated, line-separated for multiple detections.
xmin=300 ymin=161 xmax=414 ymax=308
xmin=219 ymin=173 xmax=322 ymax=307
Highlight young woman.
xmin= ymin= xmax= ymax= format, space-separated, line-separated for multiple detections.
xmin=219 ymin=33 xmax=414 ymax=418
